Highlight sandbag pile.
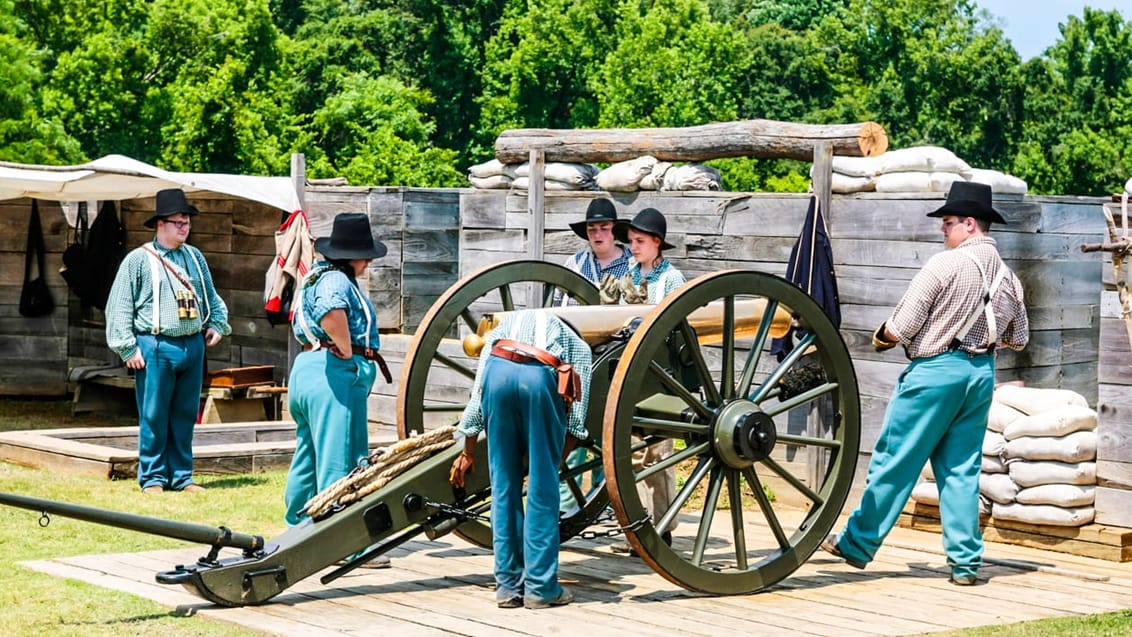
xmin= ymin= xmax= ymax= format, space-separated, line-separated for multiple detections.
xmin=467 ymin=159 xmax=600 ymax=191
xmin=826 ymin=146 xmax=1027 ymax=195
xmin=466 ymin=156 xmax=723 ymax=192
xmin=911 ymin=385 xmax=1098 ymax=527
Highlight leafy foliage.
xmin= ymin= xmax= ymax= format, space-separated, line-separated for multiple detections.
xmin=0 ymin=0 xmax=1129 ymax=195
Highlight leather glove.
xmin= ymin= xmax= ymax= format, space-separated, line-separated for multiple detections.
xmin=620 ymin=275 xmax=648 ymax=304
xmin=449 ymin=451 xmax=474 ymax=488
xmin=872 ymin=322 xmax=898 ymax=352
xmin=599 ymin=273 xmax=622 ymax=305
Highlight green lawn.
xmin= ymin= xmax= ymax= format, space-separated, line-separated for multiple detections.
xmin=1 ymin=400 xmax=1130 ymax=636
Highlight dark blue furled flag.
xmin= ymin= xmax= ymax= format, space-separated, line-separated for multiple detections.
xmin=771 ymin=194 xmax=841 ymax=360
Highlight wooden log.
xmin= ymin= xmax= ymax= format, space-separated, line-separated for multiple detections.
xmin=494 ymin=119 xmax=888 ymax=164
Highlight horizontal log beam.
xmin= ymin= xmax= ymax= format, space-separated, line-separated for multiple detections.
xmin=494 ymin=119 xmax=888 ymax=164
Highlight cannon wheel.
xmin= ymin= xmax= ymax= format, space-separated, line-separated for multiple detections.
xmin=396 ymin=260 xmax=605 ymax=548
xmin=603 ymin=270 xmax=860 ymax=595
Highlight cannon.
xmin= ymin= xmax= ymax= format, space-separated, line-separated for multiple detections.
xmin=0 ymin=259 xmax=859 ymax=604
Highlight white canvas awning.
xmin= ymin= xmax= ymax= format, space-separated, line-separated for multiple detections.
xmin=0 ymin=154 xmax=301 ymax=213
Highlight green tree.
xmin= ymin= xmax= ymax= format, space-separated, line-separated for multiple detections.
xmin=1012 ymin=9 xmax=1132 ymax=194
xmin=810 ymin=0 xmax=1024 ymax=169
xmin=594 ymin=0 xmax=746 ymax=127
xmin=304 ymin=73 xmax=462 ymax=187
xmin=0 ymin=2 xmax=82 ymax=163
xmin=147 ymin=0 xmax=292 ymax=174
xmin=476 ymin=0 xmax=621 ymax=159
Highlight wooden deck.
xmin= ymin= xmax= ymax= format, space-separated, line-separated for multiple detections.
xmin=22 ymin=521 xmax=1132 ymax=636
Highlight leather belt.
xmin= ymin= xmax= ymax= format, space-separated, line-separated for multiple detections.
xmin=490 ymin=339 xmax=563 ymax=368
xmin=302 ymin=340 xmax=393 ymax=384
xmin=490 ymin=339 xmax=581 ymax=412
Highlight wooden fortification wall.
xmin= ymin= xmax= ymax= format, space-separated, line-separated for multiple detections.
xmin=1 ymin=186 xmax=1122 ymax=519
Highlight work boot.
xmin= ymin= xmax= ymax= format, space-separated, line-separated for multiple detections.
xmin=524 ymin=587 xmax=574 ymax=609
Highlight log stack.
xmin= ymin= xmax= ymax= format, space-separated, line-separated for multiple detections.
xmin=494 ymin=119 xmax=888 ymax=164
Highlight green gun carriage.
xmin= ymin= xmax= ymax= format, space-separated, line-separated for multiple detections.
xmin=0 ymin=260 xmax=860 ymax=605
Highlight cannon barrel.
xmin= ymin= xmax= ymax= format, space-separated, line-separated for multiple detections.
xmin=0 ymin=491 xmax=265 ymax=552
xmin=464 ymin=298 xmax=793 ymax=355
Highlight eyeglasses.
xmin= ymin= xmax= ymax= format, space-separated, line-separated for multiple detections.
xmin=164 ymin=220 xmax=192 ymax=229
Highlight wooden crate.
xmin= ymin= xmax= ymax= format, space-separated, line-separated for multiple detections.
xmin=204 ymin=365 xmax=274 ymax=389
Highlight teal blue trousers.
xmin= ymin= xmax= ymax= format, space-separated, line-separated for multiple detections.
xmin=284 ymin=350 xmax=376 ymax=526
xmin=837 ymin=351 xmax=994 ymax=579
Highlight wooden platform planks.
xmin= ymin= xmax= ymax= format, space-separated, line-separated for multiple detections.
xmin=899 ymin=502 xmax=1132 ymax=561
xmin=21 ymin=522 xmax=1132 ymax=637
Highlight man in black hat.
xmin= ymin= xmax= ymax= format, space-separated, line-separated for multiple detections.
xmin=554 ymin=198 xmax=631 ymax=511
xmin=822 ymin=181 xmax=1029 ymax=586
xmin=556 ymin=198 xmax=633 ymax=306
xmin=106 ymin=188 xmax=231 ymax=494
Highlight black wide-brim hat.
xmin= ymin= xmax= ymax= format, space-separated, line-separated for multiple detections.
xmin=315 ymin=212 xmax=388 ymax=260
xmin=614 ymin=207 xmax=675 ymax=250
xmin=926 ymin=181 xmax=1007 ymax=225
xmin=144 ymin=188 xmax=200 ymax=228
xmin=568 ymin=198 xmax=619 ymax=240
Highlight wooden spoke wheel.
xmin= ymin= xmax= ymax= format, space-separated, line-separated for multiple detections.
xmin=395 ymin=260 xmax=609 ymax=547
xmin=603 ymin=270 xmax=860 ymax=595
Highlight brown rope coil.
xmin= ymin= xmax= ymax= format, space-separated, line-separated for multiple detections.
xmin=303 ymin=425 xmax=457 ymax=519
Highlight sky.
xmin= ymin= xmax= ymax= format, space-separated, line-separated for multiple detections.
xmin=974 ymin=0 xmax=1128 ymax=60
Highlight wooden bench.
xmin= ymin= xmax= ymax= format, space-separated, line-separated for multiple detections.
xmin=70 ymin=364 xmax=286 ymax=423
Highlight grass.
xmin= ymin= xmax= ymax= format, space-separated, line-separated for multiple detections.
xmin=0 ymin=399 xmax=286 ymax=637
xmin=2 ymin=400 xmax=1131 ymax=635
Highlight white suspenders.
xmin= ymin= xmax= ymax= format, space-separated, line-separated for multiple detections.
xmin=295 ymin=268 xmax=373 ymax=350
xmin=142 ymin=245 xmax=211 ymax=334
xmin=953 ymin=248 xmax=1008 ymax=352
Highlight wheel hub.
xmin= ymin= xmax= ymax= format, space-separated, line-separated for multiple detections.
xmin=711 ymin=399 xmax=778 ymax=469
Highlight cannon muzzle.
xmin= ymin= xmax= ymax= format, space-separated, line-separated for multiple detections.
xmin=0 ymin=491 xmax=265 ymax=553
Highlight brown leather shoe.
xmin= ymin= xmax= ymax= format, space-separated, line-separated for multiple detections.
xmin=181 ymin=484 xmax=206 ymax=493
xmin=820 ymin=534 xmax=866 ymax=569
xmin=142 ymin=485 xmax=164 ymax=494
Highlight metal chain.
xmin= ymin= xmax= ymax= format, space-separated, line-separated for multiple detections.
xmin=422 ymin=497 xmax=491 ymax=523
xmin=577 ymin=508 xmax=649 ymax=540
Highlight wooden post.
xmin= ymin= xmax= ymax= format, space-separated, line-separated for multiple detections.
xmin=284 ymin=153 xmax=306 ymax=399
xmin=808 ymin=142 xmax=833 ymax=489
xmin=812 ymin=141 xmax=833 ymax=225
xmin=527 ymin=149 xmax=546 ymax=307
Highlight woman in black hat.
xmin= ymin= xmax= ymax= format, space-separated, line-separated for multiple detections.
xmin=613 ymin=207 xmax=687 ymax=304
xmin=283 ymin=213 xmax=389 ymax=552
xmin=609 ymin=208 xmax=687 ymax=554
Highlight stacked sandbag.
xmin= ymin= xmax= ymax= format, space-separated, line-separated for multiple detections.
xmin=874 ymin=146 xmax=972 ymax=193
xmin=595 ymin=156 xmax=722 ymax=192
xmin=967 ymin=168 xmax=1028 ymax=195
xmin=909 ymin=386 xmax=1096 ymax=526
xmin=467 ymin=158 xmax=514 ymax=189
xmin=511 ymin=161 xmax=599 ymax=191
xmin=993 ymin=385 xmax=1097 ymax=527
xmin=825 ymin=146 xmax=1028 ymax=195
xmin=466 ymin=159 xmax=600 ymax=190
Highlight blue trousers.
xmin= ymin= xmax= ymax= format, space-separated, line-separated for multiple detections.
xmin=838 ymin=351 xmax=994 ymax=579
xmin=134 ymin=333 xmax=205 ymax=490
xmin=482 ymin=356 xmax=567 ymax=604
xmin=284 ymin=350 xmax=376 ymax=526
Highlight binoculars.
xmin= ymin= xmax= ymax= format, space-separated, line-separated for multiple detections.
xmin=176 ymin=289 xmax=199 ymax=320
